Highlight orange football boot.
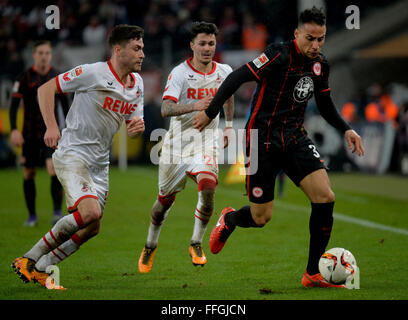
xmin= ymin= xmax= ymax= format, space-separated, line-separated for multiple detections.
xmin=301 ymin=270 xmax=346 ymax=288
xmin=138 ymin=246 xmax=157 ymax=273
xmin=32 ymin=269 xmax=66 ymax=290
xmin=189 ymin=243 xmax=207 ymax=266
xmin=11 ymin=257 xmax=35 ymax=283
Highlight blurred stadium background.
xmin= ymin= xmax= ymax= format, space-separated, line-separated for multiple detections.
xmin=0 ymin=0 xmax=408 ymax=174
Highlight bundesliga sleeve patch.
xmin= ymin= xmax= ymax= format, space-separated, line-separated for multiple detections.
xmin=62 ymin=66 xmax=83 ymax=82
xmin=252 ymin=53 xmax=269 ymax=69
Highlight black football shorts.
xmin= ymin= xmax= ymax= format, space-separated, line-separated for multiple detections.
xmin=22 ymin=139 xmax=55 ymax=168
xmin=245 ymin=135 xmax=327 ymax=204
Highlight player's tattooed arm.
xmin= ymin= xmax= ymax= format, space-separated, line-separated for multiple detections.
xmin=161 ymin=95 xmax=213 ymax=118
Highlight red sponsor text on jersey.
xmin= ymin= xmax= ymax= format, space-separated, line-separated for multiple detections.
xmin=187 ymin=87 xmax=218 ymax=99
xmin=102 ymin=96 xmax=137 ymax=115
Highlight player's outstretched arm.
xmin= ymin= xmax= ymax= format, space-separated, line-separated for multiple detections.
xmin=38 ymin=78 xmax=61 ymax=149
xmin=161 ymin=95 xmax=212 ymax=118
xmin=194 ymin=65 xmax=254 ymax=131
xmin=315 ymin=91 xmax=364 ymax=157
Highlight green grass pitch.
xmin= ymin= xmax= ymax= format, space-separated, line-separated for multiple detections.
xmin=1 ymin=165 xmax=408 ymax=300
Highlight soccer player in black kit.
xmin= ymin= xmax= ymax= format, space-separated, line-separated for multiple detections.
xmin=9 ymin=40 xmax=69 ymax=227
xmin=193 ymin=7 xmax=364 ymax=288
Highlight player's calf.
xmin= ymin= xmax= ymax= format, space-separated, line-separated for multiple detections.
xmin=23 ymin=211 xmax=85 ymax=262
xmin=191 ymin=177 xmax=216 ymax=246
xmin=151 ymin=193 xmax=176 ymax=226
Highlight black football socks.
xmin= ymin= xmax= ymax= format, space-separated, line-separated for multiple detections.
xmin=51 ymin=175 xmax=63 ymax=213
xmin=225 ymin=205 xmax=260 ymax=229
xmin=306 ymin=202 xmax=334 ymax=275
xmin=23 ymin=178 xmax=36 ymax=218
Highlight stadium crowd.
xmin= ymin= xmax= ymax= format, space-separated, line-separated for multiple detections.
xmin=0 ymin=0 xmax=407 ymax=170
xmin=0 ymin=0 xmax=397 ymax=79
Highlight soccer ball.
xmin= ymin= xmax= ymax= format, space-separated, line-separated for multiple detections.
xmin=318 ymin=248 xmax=357 ymax=284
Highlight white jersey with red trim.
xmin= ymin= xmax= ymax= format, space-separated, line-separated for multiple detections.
xmin=55 ymin=61 xmax=144 ymax=166
xmin=161 ymin=58 xmax=232 ymax=159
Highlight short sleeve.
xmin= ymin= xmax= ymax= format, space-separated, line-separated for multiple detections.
xmin=245 ymin=45 xmax=282 ymax=81
xmin=126 ymin=75 xmax=144 ymax=122
xmin=162 ymin=67 xmax=184 ymax=103
xmin=56 ymin=64 xmax=95 ymax=94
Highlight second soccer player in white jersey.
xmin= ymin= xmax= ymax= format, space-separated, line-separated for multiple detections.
xmin=12 ymin=25 xmax=146 ymax=289
xmin=138 ymin=22 xmax=234 ymax=272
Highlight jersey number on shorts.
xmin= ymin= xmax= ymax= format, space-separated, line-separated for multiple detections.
xmin=204 ymin=155 xmax=218 ymax=169
xmin=308 ymin=144 xmax=320 ymax=158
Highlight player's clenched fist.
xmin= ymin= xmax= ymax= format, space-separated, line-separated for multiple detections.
xmin=126 ymin=116 xmax=145 ymax=138
xmin=44 ymin=126 xmax=61 ymax=149
xmin=193 ymin=95 xmax=213 ymax=111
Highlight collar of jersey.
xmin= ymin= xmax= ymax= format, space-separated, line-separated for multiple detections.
xmin=186 ymin=57 xmax=216 ymax=76
xmin=107 ymin=60 xmax=136 ymax=89
xmin=293 ymin=39 xmax=301 ymax=55
xmin=31 ymin=65 xmax=52 ymax=75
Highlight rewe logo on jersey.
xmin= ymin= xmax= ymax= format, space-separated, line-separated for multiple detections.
xmin=102 ymin=96 xmax=138 ymax=115
xmin=187 ymin=87 xmax=218 ymax=99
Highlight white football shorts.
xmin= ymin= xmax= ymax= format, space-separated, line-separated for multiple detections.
xmin=158 ymin=150 xmax=218 ymax=196
xmin=52 ymin=152 xmax=109 ymax=212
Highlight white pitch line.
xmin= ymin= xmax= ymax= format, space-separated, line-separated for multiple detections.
xmin=128 ymin=168 xmax=408 ymax=236
xmin=274 ymin=201 xmax=408 ymax=236
xmin=215 ymin=185 xmax=408 ymax=236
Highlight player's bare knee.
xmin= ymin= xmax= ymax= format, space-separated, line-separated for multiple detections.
xmin=319 ymin=189 xmax=335 ymax=203
xmin=82 ymin=207 xmax=102 ymax=225
xmin=157 ymin=194 xmax=176 ymax=210
xmin=23 ymin=168 xmax=36 ymax=180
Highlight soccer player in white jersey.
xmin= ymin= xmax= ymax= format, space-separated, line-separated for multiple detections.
xmin=11 ymin=25 xmax=146 ymax=289
xmin=138 ymin=22 xmax=234 ymax=273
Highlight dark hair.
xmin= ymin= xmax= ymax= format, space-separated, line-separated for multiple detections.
xmin=189 ymin=21 xmax=219 ymax=41
xmin=108 ymin=24 xmax=144 ymax=47
xmin=32 ymin=40 xmax=51 ymax=51
xmin=298 ymin=6 xmax=326 ymax=27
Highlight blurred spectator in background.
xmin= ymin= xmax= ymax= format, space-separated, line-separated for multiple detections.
xmin=397 ymin=101 xmax=408 ymax=173
xmin=218 ymin=6 xmax=239 ymax=49
xmin=82 ymin=16 xmax=106 ymax=46
xmin=241 ymin=12 xmax=268 ymax=51
xmin=341 ymin=102 xmax=358 ymax=123
xmin=3 ymin=39 xmax=25 ymax=80
xmin=365 ymin=83 xmax=399 ymax=127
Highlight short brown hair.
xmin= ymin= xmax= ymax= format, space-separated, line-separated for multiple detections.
xmin=32 ymin=40 xmax=51 ymax=52
xmin=189 ymin=21 xmax=218 ymax=41
xmin=108 ymin=24 xmax=144 ymax=47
